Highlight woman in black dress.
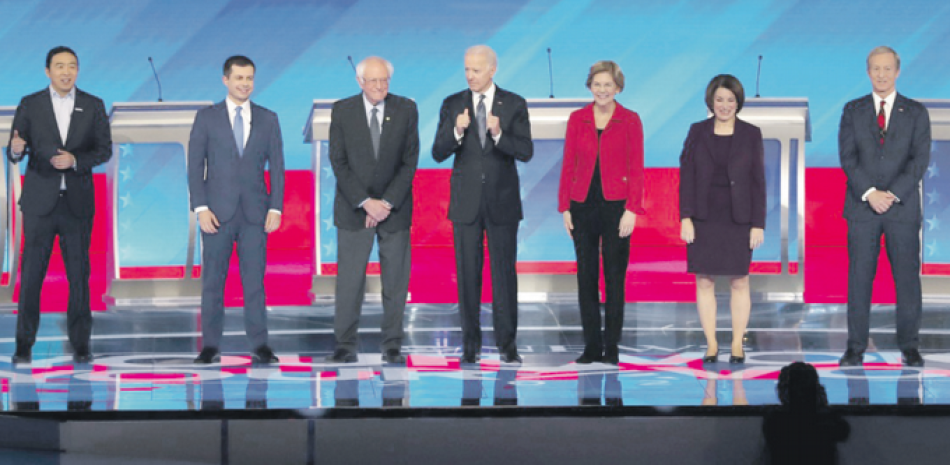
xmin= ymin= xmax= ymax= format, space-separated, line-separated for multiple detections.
xmin=678 ymin=75 xmax=766 ymax=364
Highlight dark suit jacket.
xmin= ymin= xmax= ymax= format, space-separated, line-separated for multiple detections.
xmin=432 ymin=86 xmax=533 ymax=225
xmin=6 ymin=87 xmax=112 ymax=217
xmin=187 ymin=101 xmax=285 ymax=225
xmin=679 ymin=117 xmax=766 ymax=228
xmin=328 ymin=93 xmax=419 ymax=232
xmin=839 ymin=93 xmax=931 ymax=223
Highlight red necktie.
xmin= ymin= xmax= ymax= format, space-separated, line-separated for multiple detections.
xmin=877 ymin=100 xmax=886 ymax=146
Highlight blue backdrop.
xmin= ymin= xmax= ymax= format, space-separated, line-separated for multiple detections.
xmin=2 ymin=0 xmax=948 ymax=170
xmin=1 ymin=0 xmax=948 ymax=267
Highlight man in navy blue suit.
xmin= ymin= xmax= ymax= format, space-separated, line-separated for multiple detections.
xmin=187 ymin=55 xmax=285 ymax=364
xmin=838 ymin=46 xmax=931 ymax=368
xmin=7 ymin=46 xmax=112 ymax=365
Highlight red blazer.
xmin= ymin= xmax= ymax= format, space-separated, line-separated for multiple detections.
xmin=678 ymin=117 xmax=766 ymax=228
xmin=558 ymin=102 xmax=645 ymax=214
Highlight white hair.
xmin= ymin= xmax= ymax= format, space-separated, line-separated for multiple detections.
xmin=356 ymin=56 xmax=394 ymax=79
xmin=465 ymin=45 xmax=497 ymax=69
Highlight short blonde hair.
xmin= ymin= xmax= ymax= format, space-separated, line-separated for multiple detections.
xmin=586 ymin=61 xmax=624 ymax=92
xmin=867 ymin=45 xmax=900 ymax=70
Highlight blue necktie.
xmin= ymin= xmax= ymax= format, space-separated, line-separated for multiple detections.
xmin=234 ymin=106 xmax=244 ymax=157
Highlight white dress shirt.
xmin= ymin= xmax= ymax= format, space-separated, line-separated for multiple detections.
xmin=50 ymin=85 xmax=76 ymax=190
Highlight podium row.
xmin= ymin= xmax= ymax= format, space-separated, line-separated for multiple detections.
xmin=0 ymin=98 xmax=948 ymax=308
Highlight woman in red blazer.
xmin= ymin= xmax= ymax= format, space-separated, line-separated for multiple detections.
xmin=679 ymin=74 xmax=766 ymax=365
xmin=558 ymin=61 xmax=645 ymax=365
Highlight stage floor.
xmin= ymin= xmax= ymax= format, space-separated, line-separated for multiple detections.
xmin=2 ymin=300 xmax=949 ymax=412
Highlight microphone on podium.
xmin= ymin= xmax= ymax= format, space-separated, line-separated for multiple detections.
xmin=148 ymin=57 xmax=163 ymax=102
xmin=347 ymin=56 xmax=357 ymax=73
xmin=755 ymin=55 xmax=763 ymax=98
xmin=547 ymin=47 xmax=555 ymax=98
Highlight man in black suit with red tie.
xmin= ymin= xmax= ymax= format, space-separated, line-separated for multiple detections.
xmin=6 ymin=46 xmax=112 ymax=365
xmin=838 ymin=46 xmax=931 ymax=368
xmin=433 ymin=45 xmax=533 ymax=364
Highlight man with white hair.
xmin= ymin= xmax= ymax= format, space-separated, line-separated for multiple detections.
xmin=326 ymin=56 xmax=419 ymax=364
xmin=433 ymin=45 xmax=534 ymax=364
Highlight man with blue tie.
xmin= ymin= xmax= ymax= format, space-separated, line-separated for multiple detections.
xmin=6 ymin=46 xmax=112 ymax=365
xmin=187 ymin=55 xmax=285 ymax=364
xmin=838 ymin=46 xmax=931 ymax=368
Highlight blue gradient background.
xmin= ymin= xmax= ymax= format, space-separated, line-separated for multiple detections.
xmin=1 ymin=0 xmax=948 ymax=267
xmin=2 ymin=0 xmax=948 ymax=169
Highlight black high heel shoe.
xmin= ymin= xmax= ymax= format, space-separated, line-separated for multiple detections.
xmin=702 ymin=347 xmax=718 ymax=364
xmin=729 ymin=349 xmax=745 ymax=364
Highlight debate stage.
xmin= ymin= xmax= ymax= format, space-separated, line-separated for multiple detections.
xmin=3 ymin=299 xmax=950 ymax=464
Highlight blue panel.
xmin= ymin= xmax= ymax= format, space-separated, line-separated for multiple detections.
xmin=752 ymin=139 xmax=782 ymax=262
xmin=116 ymin=143 xmax=192 ymax=267
xmin=923 ymin=141 xmax=950 ymax=264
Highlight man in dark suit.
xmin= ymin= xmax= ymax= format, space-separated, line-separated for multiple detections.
xmin=187 ymin=55 xmax=285 ymax=364
xmin=432 ymin=45 xmax=533 ymax=364
xmin=7 ymin=46 xmax=112 ymax=365
xmin=838 ymin=46 xmax=931 ymax=367
xmin=325 ymin=56 xmax=419 ymax=364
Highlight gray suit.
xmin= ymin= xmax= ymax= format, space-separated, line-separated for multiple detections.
xmin=329 ymin=93 xmax=419 ymax=353
xmin=839 ymin=93 xmax=930 ymax=353
xmin=187 ymin=100 xmax=285 ymax=349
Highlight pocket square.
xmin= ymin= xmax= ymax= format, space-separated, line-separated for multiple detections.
xmin=74 ymin=107 xmax=84 ymax=112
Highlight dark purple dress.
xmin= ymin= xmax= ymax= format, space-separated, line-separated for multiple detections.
xmin=686 ymin=134 xmax=752 ymax=276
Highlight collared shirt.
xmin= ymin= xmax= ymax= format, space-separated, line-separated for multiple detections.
xmin=50 ymin=85 xmax=76 ymax=190
xmin=872 ymin=90 xmax=896 ymax=130
xmin=225 ymin=97 xmax=252 ymax=150
xmin=362 ymin=93 xmax=385 ymax=135
xmin=455 ymin=82 xmax=502 ymax=144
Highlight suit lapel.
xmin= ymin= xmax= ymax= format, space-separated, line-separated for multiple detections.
xmin=699 ymin=117 xmax=715 ymax=157
xmin=377 ymin=95 xmax=395 ymax=162
xmin=214 ymin=102 xmax=240 ymax=157
xmin=65 ymin=91 xmax=87 ymax=149
xmin=38 ymin=89 xmax=64 ymax=147
xmin=884 ymin=94 xmax=908 ymax=150
xmin=353 ymin=95 xmax=377 ymax=165
xmin=862 ymin=95 xmax=882 ymax=147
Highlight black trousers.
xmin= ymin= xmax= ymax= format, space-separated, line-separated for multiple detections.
xmin=846 ymin=217 xmax=922 ymax=353
xmin=570 ymin=198 xmax=629 ymax=355
xmin=199 ymin=204 xmax=269 ymax=350
xmin=453 ymin=198 xmax=519 ymax=355
xmin=17 ymin=192 xmax=93 ymax=353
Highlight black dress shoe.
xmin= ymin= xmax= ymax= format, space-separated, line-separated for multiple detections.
xmin=324 ymin=348 xmax=357 ymax=363
xmin=602 ymin=347 xmax=619 ymax=365
xmin=194 ymin=347 xmax=221 ymax=364
xmin=500 ymin=351 xmax=523 ymax=364
xmin=575 ymin=353 xmax=603 ymax=364
xmin=73 ymin=351 xmax=94 ymax=364
xmin=838 ymin=349 xmax=863 ymax=367
xmin=382 ymin=348 xmax=406 ymax=364
xmin=252 ymin=345 xmax=279 ymax=364
xmin=11 ymin=350 xmax=32 ymax=365
xmin=902 ymin=349 xmax=924 ymax=367
xmin=459 ymin=353 xmax=480 ymax=364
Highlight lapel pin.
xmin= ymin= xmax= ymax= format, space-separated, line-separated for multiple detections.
xmin=899 ymin=108 xmax=904 ymax=112
xmin=385 ymin=116 xmax=390 ymax=121
xmin=75 ymin=107 xmax=83 ymax=112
